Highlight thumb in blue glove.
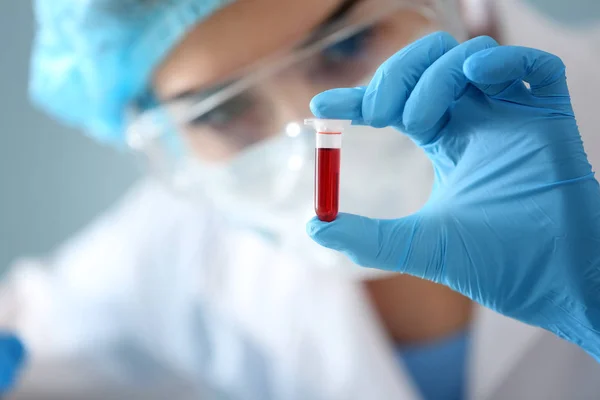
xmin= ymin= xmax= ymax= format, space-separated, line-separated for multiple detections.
xmin=307 ymin=32 xmax=600 ymax=359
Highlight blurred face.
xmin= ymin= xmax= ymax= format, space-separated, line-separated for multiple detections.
xmin=134 ymin=0 xmax=456 ymax=263
xmin=148 ymin=1 xmax=473 ymax=343
xmin=131 ymin=0 xmax=463 ymax=241
xmin=152 ymin=0 xmax=433 ymax=161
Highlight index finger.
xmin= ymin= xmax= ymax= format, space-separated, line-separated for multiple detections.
xmin=309 ymin=31 xmax=459 ymax=124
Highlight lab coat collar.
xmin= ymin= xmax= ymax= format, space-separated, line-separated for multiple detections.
xmin=468 ymin=305 xmax=545 ymax=400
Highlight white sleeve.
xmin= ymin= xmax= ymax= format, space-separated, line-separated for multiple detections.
xmin=0 ymin=179 xmax=208 ymax=359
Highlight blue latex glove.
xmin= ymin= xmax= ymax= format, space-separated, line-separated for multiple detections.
xmin=0 ymin=333 xmax=25 ymax=392
xmin=307 ymin=32 xmax=600 ymax=359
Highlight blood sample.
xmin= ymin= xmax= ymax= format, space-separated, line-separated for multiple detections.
xmin=305 ymin=119 xmax=349 ymax=222
xmin=315 ymin=146 xmax=340 ymax=222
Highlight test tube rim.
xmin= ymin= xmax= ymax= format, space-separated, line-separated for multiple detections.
xmin=304 ymin=118 xmax=351 ymax=134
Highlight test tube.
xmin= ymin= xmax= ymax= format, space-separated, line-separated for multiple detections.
xmin=304 ymin=119 xmax=349 ymax=222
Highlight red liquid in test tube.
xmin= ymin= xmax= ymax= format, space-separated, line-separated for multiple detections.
xmin=305 ymin=119 xmax=348 ymax=222
xmin=315 ymin=140 xmax=341 ymax=222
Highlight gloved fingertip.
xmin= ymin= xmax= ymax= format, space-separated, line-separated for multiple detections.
xmin=401 ymin=114 xmax=422 ymax=133
xmin=305 ymin=216 xmax=322 ymax=237
xmin=308 ymin=213 xmax=398 ymax=270
xmin=431 ymin=30 xmax=459 ymax=44
xmin=401 ymin=105 xmax=438 ymax=137
xmin=310 ymin=88 xmax=365 ymax=120
xmin=362 ymin=71 xmax=394 ymax=128
xmin=0 ymin=341 xmax=25 ymax=393
xmin=0 ymin=374 xmax=14 ymax=392
xmin=0 ymin=362 xmax=17 ymax=391
xmin=306 ymin=216 xmax=333 ymax=238
xmin=0 ymin=335 xmax=26 ymax=366
xmin=462 ymin=48 xmax=494 ymax=83
xmin=9 ymin=340 xmax=25 ymax=366
xmin=306 ymin=215 xmax=355 ymax=252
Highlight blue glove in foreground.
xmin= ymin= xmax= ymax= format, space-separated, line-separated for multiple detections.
xmin=0 ymin=333 xmax=25 ymax=392
xmin=307 ymin=32 xmax=600 ymax=359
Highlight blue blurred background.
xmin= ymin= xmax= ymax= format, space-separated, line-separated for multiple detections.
xmin=0 ymin=0 xmax=139 ymax=270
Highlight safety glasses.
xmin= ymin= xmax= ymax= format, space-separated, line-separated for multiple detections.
xmin=126 ymin=0 xmax=465 ymax=197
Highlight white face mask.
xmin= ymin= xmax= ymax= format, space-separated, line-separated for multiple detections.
xmin=129 ymin=3 xmax=466 ymax=279
xmin=188 ymin=115 xmax=434 ymax=280
xmin=188 ymin=124 xmax=315 ymax=235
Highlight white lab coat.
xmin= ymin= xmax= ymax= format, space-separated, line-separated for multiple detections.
xmin=3 ymin=176 xmax=600 ymax=400
xmin=6 ymin=2 xmax=600 ymax=398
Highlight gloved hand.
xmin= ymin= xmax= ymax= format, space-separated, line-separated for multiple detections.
xmin=307 ymin=32 xmax=600 ymax=359
xmin=0 ymin=333 xmax=25 ymax=392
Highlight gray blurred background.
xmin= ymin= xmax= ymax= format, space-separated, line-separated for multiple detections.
xmin=0 ymin=1 xmax=139 ymax=270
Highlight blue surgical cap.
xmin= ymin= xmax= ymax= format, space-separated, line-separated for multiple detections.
xmin=29 ymin=0 xmax=234 ymax=144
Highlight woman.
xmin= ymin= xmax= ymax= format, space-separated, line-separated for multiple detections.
xmin=4 ymin=0 xmax=600 ymax=398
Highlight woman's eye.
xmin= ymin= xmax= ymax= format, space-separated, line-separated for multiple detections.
xmin=308 ymin=28 xmax=374 ymax=82
xmin=190 ymin=94 xmax=253 ymax=129
xmin=322 ymin=28 xmax=372 ymax=61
